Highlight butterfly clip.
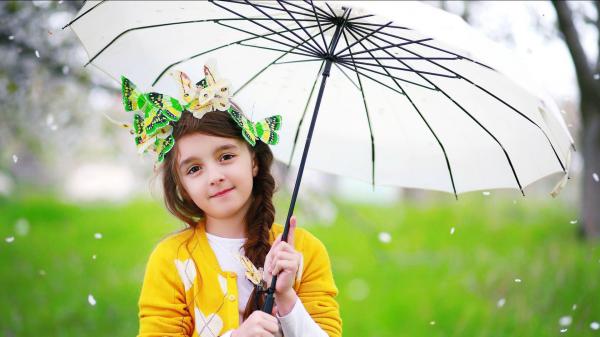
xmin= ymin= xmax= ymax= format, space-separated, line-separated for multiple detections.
xmin=236 ymin=254 xmax=268 ymax=291
xmin=113 ymin=62 xmax=282 ymax=163
xmin=168 ymin=63 xmax=232 ymax=120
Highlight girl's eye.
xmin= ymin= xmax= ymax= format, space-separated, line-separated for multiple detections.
xmin=187 ymin=166 xmax=200 ymax=175
xmin=221 ymin=154 xmax=235 ymax=161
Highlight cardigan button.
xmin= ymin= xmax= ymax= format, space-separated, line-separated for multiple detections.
xmin=227 ymin=294 xmax=236 ymax=302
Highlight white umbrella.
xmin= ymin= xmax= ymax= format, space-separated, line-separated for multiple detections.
xmin=66 ymin=0 xmax=575 ymax=312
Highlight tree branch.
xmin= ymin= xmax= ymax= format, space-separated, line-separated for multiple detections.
xmin=551 ymin=0 xmax=600 ymax=118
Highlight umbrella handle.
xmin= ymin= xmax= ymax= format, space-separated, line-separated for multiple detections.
xmin=261 ymin=10 xmax=349 ymax=315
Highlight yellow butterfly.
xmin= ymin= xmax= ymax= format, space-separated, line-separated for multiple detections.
xmin=236 ymin=254 xmax=266 ymax=289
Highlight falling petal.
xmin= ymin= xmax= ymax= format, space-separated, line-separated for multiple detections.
xmin=450 ymin=227 xmax=455 ymax=235
xmin=559 ymin=315 xmax=572 ymax=326
xmin=39 ymin=269 xmax=46 ymax=276
xmin=514 ymin=278 xmax=522 ymax=283
xmin=570 ymin=219 xmax=578 ymax=224
xmin=62 ymin=65 xmax=69 ymax=75
xmin=46 ymin=114 xmax=54 ymax=126
xmin=15 ymin=218 xmax=30 ymax=236
xmin=591 ymin=322 xmax=599 ymax=330
xmin=5 ymin=236 xmax=15 ymax=243
xmin=429 ymin=321 xmax=435 ymax=325
xmin=347 ymin=278 xmax=369 ymax=301
xmin=8 ymin=35 xmax=14 ymax=40
xmin=560 ymin=328 xmax=567 ymax=333
xmin=594 ymin=73 xmax=600 ymax=80
xmin=94 ymin=233 xmax=102 ymax=239
xmin=35 ymin=50 xmax=40 ymax=58
xmin=12 ymin=154 xmax=18 ymax=163
xmin=593 ymin=173 xmax=599 ymax=182
xmin=50 ymin=124 xmax=58 ymax=131
xmin=497 ymin=298 xmax=506 ymax=308
xmin=88 ymin=294 xmax=96 ymax=306
xmin=378 ymin=232 xmax=391 ymax=243
xmin=572 ymin=304 xmax=577 ymax=310
xmin=561 ymin=110 xmax=566 ymax=115
xmin=482 ymin=191 xmax=490 ymax=196
xmin=92 ymin=254 xmax=97 ymax=260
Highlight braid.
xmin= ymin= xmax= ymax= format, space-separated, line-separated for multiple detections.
xmin=242 ymin=141 xmax=276 ymax=319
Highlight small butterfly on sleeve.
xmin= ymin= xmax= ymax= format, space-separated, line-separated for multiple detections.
xmin=226 ymin=107 xmax=282 ymax=147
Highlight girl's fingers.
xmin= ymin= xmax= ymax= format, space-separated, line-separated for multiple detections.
xmin=288 ymin=215 xmax=296 ymax=246
xmin=270 ymin=258 xmax=298 ymax=276
xmin=269 ymin=250 xmax=297 ymax=270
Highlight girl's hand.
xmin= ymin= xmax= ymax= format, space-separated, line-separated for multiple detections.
xmin=232 ymin=309 xmax=280 ymax=337
xmin=263 ymin=215 xmax=301 ymax=297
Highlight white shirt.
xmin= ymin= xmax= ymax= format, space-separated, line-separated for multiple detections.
xmin=205 ymin=232 xmax=328 ymax=337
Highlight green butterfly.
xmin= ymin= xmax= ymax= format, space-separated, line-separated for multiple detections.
xmin=226 ymin=107 xmax=282 ymax=147
xmin=121 ymin=76 xmax=184 ymax=162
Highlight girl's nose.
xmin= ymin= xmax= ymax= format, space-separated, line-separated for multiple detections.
xmin=209 ymin=170 xmax=226 ymax=185
xmin=210 ymin=177 xmax=225 ymax=185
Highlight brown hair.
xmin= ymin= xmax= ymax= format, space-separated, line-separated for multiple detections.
xmin=160 ymin=103 xmax=276 ymax=320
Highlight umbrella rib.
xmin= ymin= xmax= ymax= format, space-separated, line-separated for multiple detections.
xmin=336 ymin=58 xmax=437 ymax=91
xmin=243 ymin=1 xmax=324 ymax=56
xmin=287 ymin=60 xmax=326 ymax=169
xmin=279 ymin=1 xmax=327 ymax=55
xmin=273 ymin=59 xmax=325 ymax=65
xmin=348 ymin=22 xmax=497 ymax=71
xmin=347 ymin=14 xmax=376 ymax=22
xmin=336 ymin=37 xmax=434 ymax=59
xmin=61 ymin=0 xmax=106 ymax=29
xmin=273 ymin=0 xmax=331 ymax=21
xmin=347 ymin=21 xmax=414 ymax=30
xmin=333 ymin=63 xmax=360 ymax=90
xmin=236 ymin=41 xmax=316 ymax=57
xmin=306 ymin=0 xmax=331 ymax=54
xmin=341 ymin=59 xmax=459 ymax=79
xmin=349 ymin=24 xmax=526 ymax=195
xmin=210 ymin=1 xmax=320 ymax=57
xmin=212 ymin=26 xmax=314 ymax=59
xmin=151 ymin=22 xmax=327 ymax=86
xmin=233 ymin=23 xmax=336 ymax=97
xmin=343 ymin=27 xmax=458 ymax=197
xmin=341 ymin=56 xmax=460 ymax=61
xmin=351 ymin=23 xmax=566 ymax=174
xmin=340 ymin=29 xmax=377 ymax=189
xmin=84 ymin=17 xmax=318 ymax=66
xmin=335 ymin=61 xmax=405 ymax=96
xmin=304 ymin=0 xmax=334 ymax=22
xmin=335 ymin=21 xmax=394 ymax=57
xmin=217 ymin=0 xmax=329 ymax=20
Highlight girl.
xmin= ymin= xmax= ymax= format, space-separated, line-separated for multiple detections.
xmin=126 ymin=64 xmax=342 ymax=337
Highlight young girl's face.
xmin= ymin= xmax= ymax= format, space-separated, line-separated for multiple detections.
xmin=176 ymin=132 xmax=258 ymax=220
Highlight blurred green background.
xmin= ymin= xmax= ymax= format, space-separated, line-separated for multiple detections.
xmin=1 ymin=192 xmax=598 ymax=337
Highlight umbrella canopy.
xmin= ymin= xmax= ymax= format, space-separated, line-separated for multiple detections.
xmin=67 ymin=0 xmax=574 ymax=198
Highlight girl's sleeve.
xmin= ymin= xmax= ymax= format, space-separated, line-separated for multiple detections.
xmin=292 ymin=230 xmax=342 ymax=337
xmin=137 ymin=242 xmax=194 ymax=337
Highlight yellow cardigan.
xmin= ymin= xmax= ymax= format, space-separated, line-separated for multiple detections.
xmin=137 ymin=221 xmax=342 ymax=337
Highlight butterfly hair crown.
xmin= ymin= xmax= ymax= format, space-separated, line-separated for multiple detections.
xmin=109 ymin=62 xmax=282 ymax=163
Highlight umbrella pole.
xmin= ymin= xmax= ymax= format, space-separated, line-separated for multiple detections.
xmin=262 ymin=18 xmax=347 ymax=314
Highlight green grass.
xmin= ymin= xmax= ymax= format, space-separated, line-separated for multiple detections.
xmin=0 ymin=193 xmax=598 ymax=337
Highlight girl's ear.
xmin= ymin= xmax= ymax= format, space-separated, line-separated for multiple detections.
xmin=252 ymin=153 xmax=259 ymax=177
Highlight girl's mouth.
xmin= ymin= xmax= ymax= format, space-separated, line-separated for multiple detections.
xmin=211 ymin=187 xmax=234 ymax=198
